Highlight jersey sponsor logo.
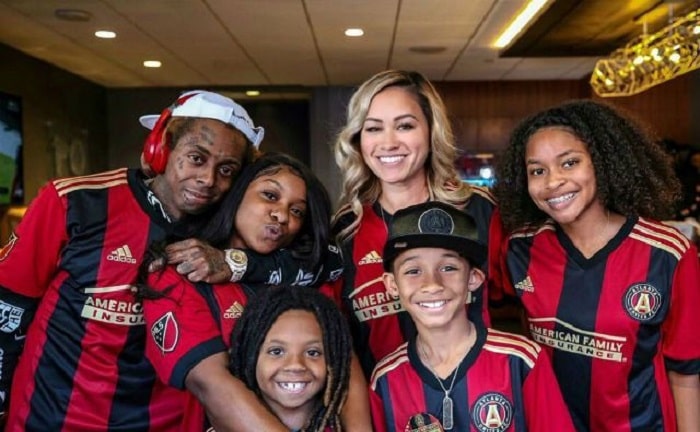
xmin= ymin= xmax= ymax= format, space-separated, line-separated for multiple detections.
xmin=623 ymin=283 xmax=662 ymax=321
xmin=358 ymin=250 xmax=382 ymax=265
xmin=151 ymin=311 xmax=179 ymax=353
xmin=352 ymin=287 xmax=403 ymax=322
xmin=81 ymin=286 xmax=144 ymax=326
xmin=471 ymin=392 xmax=513 ymax=432
xmin=223 ymin=302 xmax=244 ymax=319
xmin=267 ymin=269 xmax=282 ymax=285
xmin=0 ymin=232 xmax=18 ymax=262
xmin=528 ymin=317 xmax=628 ymax=362
xmin=0 ymin=300 xmax=24 ymax=333
xmin=514 ymin=275 xmax=534 ymax=292
xmin=107 ymin=244 xmax=137 ymax=264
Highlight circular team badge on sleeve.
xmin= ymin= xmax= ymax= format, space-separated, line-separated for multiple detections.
xmin=405 ymin=413 xmax=444 ymax=432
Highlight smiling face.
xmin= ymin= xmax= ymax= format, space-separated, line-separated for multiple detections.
xmin=231 ymin=166 xmax=307 ymax=254
xmin=383 ymin=247 xmax=484 ymax=331
xmin=256 ymin=310 xmax=327 ymax=428
xmin=525 ymin=127 xmax=606 ymax=229
xmin=359 ymin=86 xmax=430 ymax=188
xmin=154 ymin=118 xmax=248 ymax=220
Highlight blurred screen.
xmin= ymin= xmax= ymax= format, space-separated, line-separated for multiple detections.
xmin=456 ymin=152 xmax=495 ymax=188
xmin=0 ymin=91 xmax=23 ymax=205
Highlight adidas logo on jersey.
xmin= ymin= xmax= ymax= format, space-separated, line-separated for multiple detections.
xmin=358 ymin=250 xmax=382 ymax=265
xmin=515 ymin=276 xmax=534 ymax=292
xmin=107 ymin=245 xmax=137 ymax=264
xmin=224 ymin=302 xmax=244 ymax=319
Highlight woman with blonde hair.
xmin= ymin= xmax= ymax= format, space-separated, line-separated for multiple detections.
xmin=332 ymin=69 xmax=503 ymax=377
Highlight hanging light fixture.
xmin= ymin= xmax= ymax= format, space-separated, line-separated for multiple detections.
xmin=590 ymin=7 xmax=700 ymax=97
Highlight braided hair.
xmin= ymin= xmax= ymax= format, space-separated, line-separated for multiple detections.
xmin=229 ymin=286 xmax=352 ymax=431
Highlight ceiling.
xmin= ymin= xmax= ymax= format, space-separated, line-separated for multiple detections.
xmin=0 ymin=0 xmax=694 ymax=94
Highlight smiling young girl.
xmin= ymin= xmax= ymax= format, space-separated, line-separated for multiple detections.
xmin=494 ymin=100 xmax=700 ymax=431
xmin=229 ymin=285 xmax=352 ymax=432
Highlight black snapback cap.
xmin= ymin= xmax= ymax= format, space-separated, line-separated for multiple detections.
xmin=383 ymin=201 xmax=487 ymax=271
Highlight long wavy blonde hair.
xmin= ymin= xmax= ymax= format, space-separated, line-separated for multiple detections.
xmin=332 ymin=69 xmax=472 ymax=243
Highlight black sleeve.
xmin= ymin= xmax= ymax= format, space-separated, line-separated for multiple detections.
xmin=242 ymin=244 xmax=344 ymax=286
xmin=0 ymin=286 xmax=39 ymax=415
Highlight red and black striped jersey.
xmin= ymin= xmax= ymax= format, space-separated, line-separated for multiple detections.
xmin=369 ymin=326 xmax=575 ymax=431
xmin=337 ymin=188 xmax=502 ymax=377
xmin=143 ymin=268 xmax=340 ymax=431
xmin=0 ymin=168 xmax=187 ymax=431
xmin=502 ymin=216 xmax=700 ymax=432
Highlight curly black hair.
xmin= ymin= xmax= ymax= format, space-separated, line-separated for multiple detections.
xmin=228 ymin=286 xmax=352 ymax=432
xmin=494 ymin=99 xmax=681 ymax=232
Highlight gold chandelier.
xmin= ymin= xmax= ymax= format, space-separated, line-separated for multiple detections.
xmin=590 ymin=8 xmax=700 ymax=97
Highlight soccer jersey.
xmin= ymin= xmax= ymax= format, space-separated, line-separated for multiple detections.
xmin=337 ymin=188 xmax=502 ymax=377
xmin=0 ymin=168 xmax=187 ymax=431
xmin=144 ymin=269 xmax=339 ymax=431
xmin=502 ymin=217 xmax=700 ymax=432
xmin=369 ymin=326 xmax=575 ymax=431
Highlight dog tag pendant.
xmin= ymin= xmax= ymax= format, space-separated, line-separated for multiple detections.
xmin=442 ymin=395 xmax=454 ymax=430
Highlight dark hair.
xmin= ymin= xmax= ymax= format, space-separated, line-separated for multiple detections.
xmin=494 ymin=99 xmax=681 ymax=232
xmin=199 ymin=152 xmax=331 ymax=266
xmin=229 ymin=286 xmax=351 ymax=432
xmin=137 ymin=152 xmax=331 ymax=299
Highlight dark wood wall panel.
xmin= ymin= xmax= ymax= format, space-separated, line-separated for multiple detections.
xmin=434 ymin=75 xmax=692 ymax=156
xmin=435 ymin=80 xmax=590 ymax=154
xmin=593 ymin=74 xmax=691 ymax=145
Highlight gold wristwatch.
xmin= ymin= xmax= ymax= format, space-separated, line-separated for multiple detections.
xmin=224 ymin=248 xmax=248 ymax=282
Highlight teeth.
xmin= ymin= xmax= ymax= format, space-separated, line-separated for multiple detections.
xmin=419 ymin=301 xmax=446 ymax=309
xmin=547 ymin=193 xmax=574 ymax=204
xmin=279 ymin=382 xmax=306 ymax=392
xmin=379 ymin=155 xmax=404 ymax=164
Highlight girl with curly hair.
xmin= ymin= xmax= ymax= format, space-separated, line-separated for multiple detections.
xmin=494 ymin=99 xmax=700 ymax=432
xmin=332 ymin=69 xmax=503 ymax=378
xmin=229 ymin=285 xmax=352 ymax=432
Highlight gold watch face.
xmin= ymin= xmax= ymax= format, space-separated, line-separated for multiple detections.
xmin=228 ymin=249 xmax=247 ymax=265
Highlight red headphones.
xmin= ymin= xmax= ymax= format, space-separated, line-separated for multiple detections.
xmin=142 ymin=92 xmax=200 ymax=175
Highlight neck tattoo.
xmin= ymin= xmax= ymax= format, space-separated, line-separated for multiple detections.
xmin=418 ymin=339 xmax=459 ymax=430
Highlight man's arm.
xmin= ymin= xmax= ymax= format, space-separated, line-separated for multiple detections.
xmin=186 ymin=353 xmax=287 ymax=432
xmin=0 ymin=184 xmax=68 ymax=420
xmin=159 ymin=239 xmax=343 ymax=286
xmin=669 ymin=371 xmax=700 ymax=431
xmin=0 ymin=288 xmax=38 ymax=420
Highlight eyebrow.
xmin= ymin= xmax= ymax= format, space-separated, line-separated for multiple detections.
xmin=526 ymin=149 xmax=584 ymax=165
xmin=364 ymin=113 xmax=418 ymax=123
xmin=266 ymin=339 xmax=323 ymax=345
xmin=260 ymin=178 xmax=308 ymax=203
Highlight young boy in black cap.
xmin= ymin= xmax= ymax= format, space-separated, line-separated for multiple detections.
xmin=369 ymin=201 xmax=575 ymax=432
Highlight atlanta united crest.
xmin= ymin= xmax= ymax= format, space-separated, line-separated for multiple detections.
xmin=623 ymin=283 xmax=662 ymax=322
xmin=471 ymin=392 xmax=513 ymax=432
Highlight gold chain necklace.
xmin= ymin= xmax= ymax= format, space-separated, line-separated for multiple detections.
xmin=418 ymin=338 xmax=459 ymax=430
